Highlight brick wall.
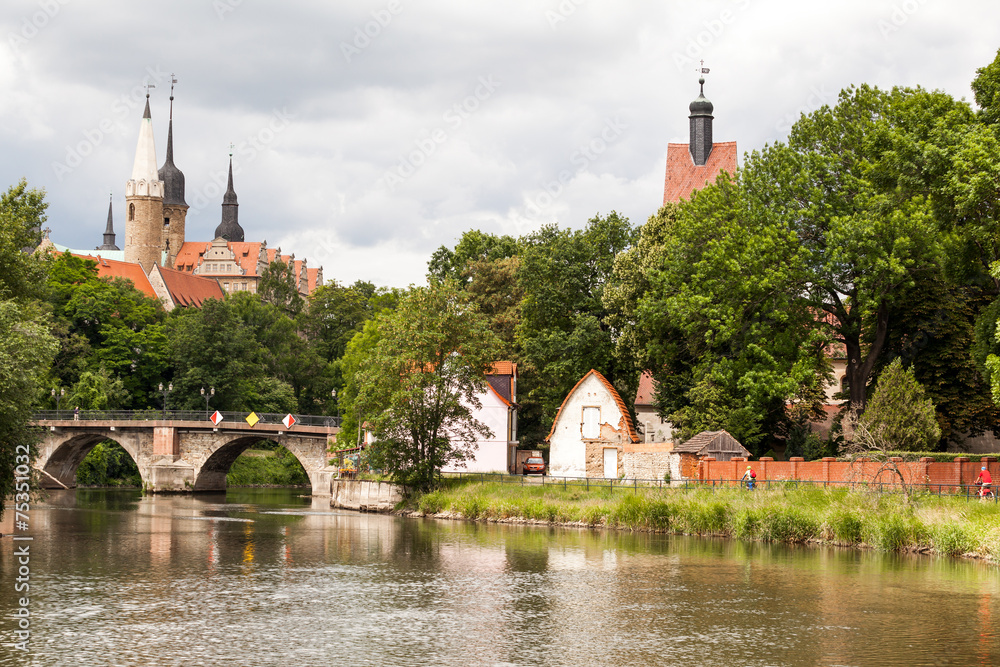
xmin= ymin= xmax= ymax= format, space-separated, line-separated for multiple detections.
xmin=697 ymin=456 xmax=998 ymax=490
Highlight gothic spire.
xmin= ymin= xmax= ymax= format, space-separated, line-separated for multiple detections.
xmin=97 ymin=194 xmax=120 ymax=251
xmin=214 ymin=154 xmax=244 ymax=242
xmin=158 ymin=75 xmax=187 ymax=207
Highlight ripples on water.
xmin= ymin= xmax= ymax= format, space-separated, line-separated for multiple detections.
xmin=0 ymin=488 xmax=997 ymax=666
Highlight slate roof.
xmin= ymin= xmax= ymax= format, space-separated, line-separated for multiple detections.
xmin=662 ymin=141 xmax=738 ymax=204
xmin=153 ymin=264 xmax=225 ymax=308
xmin=486 ymin=361 xmax=517 ymax=405
xmin=546 ymin=369 xmax=639 ymax=443
xmin=73 ymin=253 xmax=158 ymax=300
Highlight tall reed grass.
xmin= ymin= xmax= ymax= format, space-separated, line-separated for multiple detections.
xmin=405 ymin=480 xmax=1000 ymax=561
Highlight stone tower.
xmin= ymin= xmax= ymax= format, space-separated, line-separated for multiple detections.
xmin=124 ymin=93 xmax=165 ymax=271
xmin=158 ymin=80 xmax=187 ymax=267
xmin=688 ymin=77 xmax=714 ymax=166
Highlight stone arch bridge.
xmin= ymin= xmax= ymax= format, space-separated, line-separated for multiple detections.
xmin=33 ymin=411 xmax=340 ymax=495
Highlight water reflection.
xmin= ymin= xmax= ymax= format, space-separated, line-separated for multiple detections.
xmin=0 ymin=489 xmax=997 ymax=666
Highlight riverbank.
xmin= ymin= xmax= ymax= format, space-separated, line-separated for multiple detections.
xmin=400 ymin=479 xmax=1000 ymax=560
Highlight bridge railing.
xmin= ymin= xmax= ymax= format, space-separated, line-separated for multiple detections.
xmin=33 ymin=409 xmax=341 ymax=428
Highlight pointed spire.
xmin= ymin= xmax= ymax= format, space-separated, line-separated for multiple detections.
xmin=97 ymin=193 xmax=120 ymax=251
xmin=158 ymin=75 xmax=187 ymax=207
xmin=214 ymin=151 xmax=244 ymax=242
xmin=129 ymin=90 xmax=160 ymax=186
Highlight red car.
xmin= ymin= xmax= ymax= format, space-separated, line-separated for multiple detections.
xmin=523 ymin=457 xmax=546 ymax=476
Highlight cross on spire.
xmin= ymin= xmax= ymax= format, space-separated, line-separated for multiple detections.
xmin=229 ymin=142 xmax=234 ymax=157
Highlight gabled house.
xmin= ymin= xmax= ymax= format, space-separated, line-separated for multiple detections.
xmin=547 ymin=369 xmax=639 ymax=478
xmin=148 ymin=263 xmax=225 ymax=311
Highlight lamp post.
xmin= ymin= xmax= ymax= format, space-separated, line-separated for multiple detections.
xmin=51 ymin=387 xmax=65 ymax=412
xmin=201 ymin=386 xmax=215 ymax=418
xmin=332 ymin=389 xmax=340 ymax=426
xmin=159 ymin=382 xmax=173 ymax=419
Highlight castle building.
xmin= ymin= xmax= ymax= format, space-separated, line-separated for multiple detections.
xmin=112 ymin=84 xmax=322 ymax=299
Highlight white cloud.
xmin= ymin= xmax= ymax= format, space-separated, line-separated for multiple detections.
xmin=1 ymin=0 xmax=997 ymax=286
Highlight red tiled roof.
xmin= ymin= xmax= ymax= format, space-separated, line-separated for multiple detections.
xmin=72 ymin=254 xmax=158 ymax=300
xmin=174 ymin=241 xmax=266 ymax=276
xmin=635 ymin=370 xmax=656 ymax=406
xmin=663 ymin=141 xmax=738 ymax=204
xmin=154 ymin=264 xmax=225 ymax=308
xmin=488 ymin=361 xmax=517 ymax=376
xmin=546 ymin=369 xmax=639 ymax=443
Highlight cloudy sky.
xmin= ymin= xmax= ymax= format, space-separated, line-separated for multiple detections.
xmin=2 ymin=0 xmax=998 ymax=287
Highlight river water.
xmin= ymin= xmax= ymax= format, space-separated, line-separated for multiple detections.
xmin=1 ymin=488 xmax=998 ymax=666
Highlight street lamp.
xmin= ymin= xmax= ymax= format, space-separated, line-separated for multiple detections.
xmin=201 ymin=386 xmax=215 ymax=418
xmin=332 ymin=389 xmax=340 ymax=426
xmin=51 ymin=387 xmax=65 ymax=412
xmin=159 ymin=382 xmax=173 ymax=419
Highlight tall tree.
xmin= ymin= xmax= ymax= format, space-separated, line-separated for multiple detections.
xmin=354 ymin=281 xmax=501 ymax=491
xmin=0 ymin=180 xmax=57 ymax=518
xmin=517 ymin=212 xmax=638 ymax=446
xmin=258 ymin=258 xmax=304 ymax=315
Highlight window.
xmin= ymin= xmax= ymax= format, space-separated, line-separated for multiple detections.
xmin=582 ymin=407 xmax=600 ymax=439
xmin=128 ymin=203 xmax=135 ymax=221
xmin=223 ymin=282 xmax=230 ymax=291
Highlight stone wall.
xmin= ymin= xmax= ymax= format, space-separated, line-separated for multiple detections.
xmin=331 ymin=480 xmax=404 ymax=512
xmin=622 ymin=451 xmax=679 ymax=482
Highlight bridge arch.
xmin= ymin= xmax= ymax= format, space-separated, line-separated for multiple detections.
xmin=39 ymin=433 xmax=143 ymax=489
xmin=193 ymin=436 xmax=314 ymax=492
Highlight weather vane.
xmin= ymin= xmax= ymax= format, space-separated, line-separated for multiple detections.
xmin=170 ymin=74 xmax=177 ymax=97
xmin=145 ymin=82 xmax=155 ymax=96
xmin=229 ymin=142 xmax=234 ymax=158
xmin=696 ymin=60 xmax=710 ymax=76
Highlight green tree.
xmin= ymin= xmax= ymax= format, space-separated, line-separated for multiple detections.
xmin=68 ymin=365 xmax=129 ymax=411
xmin=354 ymin=281 xmax=501 ymax=491
xmin=972 ymin=47 xmax=1000 ymax=126
xmin=334 ymin=318 xmax=382 ymax=450
xmin=517 ymin=212 xmax=637 ymax=446
xmin=858 ymin=358 xmax=941 ymax=451
xmin=0 ymin=180 xmax=57 ymax=517
xmin=427 ymin=230 xmax=518 ymax=282
xmin=258 ymin=258 xmax=304 ymax=315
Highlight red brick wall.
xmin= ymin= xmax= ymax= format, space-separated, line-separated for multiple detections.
xmin=697 ymin=456 xmax=997 ymax=490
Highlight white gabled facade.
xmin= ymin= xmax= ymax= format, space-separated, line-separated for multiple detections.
xmin=547 ymin=369 xmax=639 ymax=478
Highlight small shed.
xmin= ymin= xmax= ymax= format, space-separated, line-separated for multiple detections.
xmin=674 ymin=430 xmax=750 ymax=478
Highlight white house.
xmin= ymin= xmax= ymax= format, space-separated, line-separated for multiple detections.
xmin=547 ymin=369 xmax=639 ymax=478
xmin=442 ymin=362 xmax=518 ymax=474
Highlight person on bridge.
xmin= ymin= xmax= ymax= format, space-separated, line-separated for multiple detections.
xmin=975 ymin=466 xmax=992 ymax=498
xmin=741 ymin=465 xmax=756 ymax=491
xmin=74 ymin=406 xmax=79 ymax=421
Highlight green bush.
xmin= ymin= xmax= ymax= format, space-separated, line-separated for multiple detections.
xmin=826 ymin=507 xmax=863 ymax=543
xmin=418 ymin=491 xmax=447 ymax=514
xmin=933 ymin=524 xmax=975 ymax=556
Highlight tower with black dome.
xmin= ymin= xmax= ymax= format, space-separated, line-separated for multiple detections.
xmin=688 ymin=76 xmax=714 ymax=166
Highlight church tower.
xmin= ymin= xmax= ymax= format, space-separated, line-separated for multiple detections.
xmin=96 ymin=194 xmax=119 ymax=251
xmin=124 ymin=92 xmax=165 ymax=271
xmin=158 ymin=77 xmax=187 ymax=267
xmin=688 ymin=76 xmax=714 ymax=166
xmin=214 ymin=156 xmax=245 ymax=242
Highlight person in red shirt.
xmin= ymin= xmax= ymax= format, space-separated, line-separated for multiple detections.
xmin=975 ymin=466 xmax=992 ymax=498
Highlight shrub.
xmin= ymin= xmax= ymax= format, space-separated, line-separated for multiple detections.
xmin=826 ymin=507 xmax=863 ymax=543
xmin=418 ymin=490 xmax=448 ymax=514
xmin=859 ymin=358 xmax=941 ymax=451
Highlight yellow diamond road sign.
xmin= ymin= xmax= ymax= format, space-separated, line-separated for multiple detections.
xmin=245 ymin=412 xmax=260 ymax=427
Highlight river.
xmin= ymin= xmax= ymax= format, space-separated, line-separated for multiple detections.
xmin=1 ymin=488 xmax=997 ymax=666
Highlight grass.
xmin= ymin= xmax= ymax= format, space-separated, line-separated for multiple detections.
xmin=402 ymin=479 xmax=1000 ymax=561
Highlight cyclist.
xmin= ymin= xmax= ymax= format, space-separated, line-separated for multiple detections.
xmin=741 ymin=465 xmax=756 ymax=491
xmin=975 ymin=466 xmax=993 ymax=500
